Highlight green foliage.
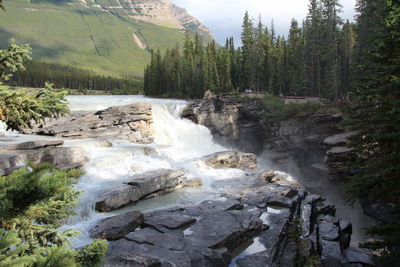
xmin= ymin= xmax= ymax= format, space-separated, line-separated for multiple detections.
xmin=9 ymin=61 xmax=143 ymax=94
xmin=0 ymin=42 xmax=69 ymax=131
xmin=0 ymin=0 xmax=187 ymax=77
xmin=75 ymin=240 xmax=108 ymax=267
xmin=261 ymin=94 xmax=321 ymax=123
xmin=346 ymin=0 xmax=400 ymax=262
xmin=0 ymin=82 xmax=69 ymax=130
xmin=144 ymin=3 xmax=355 ymax=100
xmin=0 ymin=164 xmax=107 ymax=267
xmin=0 ymin=41 xmax=31 ymax=82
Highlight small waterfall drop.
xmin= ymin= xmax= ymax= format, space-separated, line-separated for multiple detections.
xmin=61 ymin=96 xmax=245 ymax=247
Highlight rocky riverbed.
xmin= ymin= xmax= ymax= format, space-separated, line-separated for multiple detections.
xmin=0 ymin=96 xmax=376 ymax=266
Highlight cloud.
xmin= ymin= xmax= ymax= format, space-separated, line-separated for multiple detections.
xmin=173 ymin=0 xmax=357 ymax=45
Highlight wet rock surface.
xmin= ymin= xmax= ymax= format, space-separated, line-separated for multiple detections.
xmin=95 ymin=169 xmax=185 ymax=212
xmin=182 ymin=94 xmax=266 ymax=154
xmin=89 ymin=211 xmax=143 ymax=240
xmin=203 ymin=151 xmax=257 ymax=170
xmin=22 ymin=103 xmax=154 ymax=144
xmin=97 ymin=162 xmax=372 ymax=267
xmin=103 ymin=199 xmax=265 ymax=267
xmin=0 ymin=140 xmax=87 ymax=175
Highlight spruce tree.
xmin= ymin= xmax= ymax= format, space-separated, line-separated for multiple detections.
xmin=347 ymin=0 xmax=400 ymax=263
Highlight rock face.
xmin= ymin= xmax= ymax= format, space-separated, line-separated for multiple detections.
xmin=89 ymin=211 xmax=144 ymax=240
xmin=203 ymin=151 xmax=257 ymax=170
xmin=23 ymin=103 xmax=154 ymax=144
xmin=95 ymin=169 xmax=185 ymax=212
xmin=0 ymin=140 xmax=87 ymax=175
xmin=103 ymin=199 xmax=265 ymax=267
xmin=78 ymin=0 xmax=213 ymax=41
xmin=98 ymin=167 xmax=370 ymax=267
xmin=182 ymin=95 xmax=266 ymax=154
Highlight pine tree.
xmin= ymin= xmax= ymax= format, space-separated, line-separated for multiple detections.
xmin=339 ymin=20 xmax=356 ymax=99
xmin=0 ymin=165 xmax=108 ymax=266
xmin=347 ymin=0 xmax=400 ymax=263
xmin=320 ymin=0 xmax=343 ymax=99
xmin=240 ymin=11 xmax=255 ymax=90
xmin=287 ymin=19 xmax=303 ymax=95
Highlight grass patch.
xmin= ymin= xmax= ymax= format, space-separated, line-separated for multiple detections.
xmin=0 ymin=0 xmax=186 ymax=77
xmin=261 ymin=94 xmax=322 ymax=124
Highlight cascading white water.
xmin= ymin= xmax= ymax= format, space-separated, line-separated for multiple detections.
xmin=60 ymin=96 xmax=249 ymax=247
xmin=0 ymin=121 xmax=18 ymax=137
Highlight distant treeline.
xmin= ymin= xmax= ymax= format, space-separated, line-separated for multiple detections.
xmin=9 ymin=61 xmax=143 ymax=94
xmin=144 ymin=0 xmax=355 ymax=100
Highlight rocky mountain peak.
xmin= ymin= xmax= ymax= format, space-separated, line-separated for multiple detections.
xmin=81 ymin=0 xmax=213 ymax=41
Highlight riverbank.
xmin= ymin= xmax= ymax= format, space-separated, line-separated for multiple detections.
xmin=0 ymin=95 xmax=375 ymax=266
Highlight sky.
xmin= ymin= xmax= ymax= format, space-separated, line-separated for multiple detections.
xmin=173 ymin=0 xmax=357 ymax=45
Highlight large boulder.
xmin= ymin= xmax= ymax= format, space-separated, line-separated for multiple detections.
xmin=182 ymin=95 xmax=266 ymax=154
xmin=325 ymin=146 xmax=354 ymax=177
xmin=344 ymin=247 xmax=375 ymax=266
xmin=0 ymin=144 xmax=87 ymax=176
xmin=104 ymin=199 xmax=266 ymax=267
xmin=0 ymin=140 xmax=64 ymax=150
xmin=95 ymin=169 xmax=185 ymax=212
xmin=89 ymin=210 xmax=143 ymax=240
xmin=203 ymin=151 xmax=257 ymax=170
xmin=22 ymin=103 xmax=154 ymax=144
xmin=323 ymin=132 xmax=356 ymax=146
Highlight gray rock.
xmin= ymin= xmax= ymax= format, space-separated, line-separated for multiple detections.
xmin=344 ymin=247 xmax=375 ymax=266
xmin=258 ymin=209 xmax=292 ymax=263
xmin=144 ymin=212 xmax=196 ymax=232
xmin=95 ymin=185 xmax=142 ymax=212
xmin=183 ymin=199 xmax=244 ymax=217
xmin=236 ymin=252 xmax=271 ymax=267
xmin=325 ymin=146 xmax=354 ymax=176
xmin=89 ymin=210 xmax=143 ymax=240
xmin=254 ymin=169 xmax=301 ymax=188
xmin=185 ymin=210 xmax=267 ymax=251
xmin=339 ymin=219 xmax=352 ymax=249
xmin=0 ymin=140 xmax=64 ymax=150
xmin=95 ymin=169 xmax=185 ymax=212
xmin=320 ymin=239 xmax=347 ymax=267
xmin=239 ymin=184 xmax=299 ymax=208
xmin=125 ymin=228 xmax=185 ymax=251
xmin=144 ymin=147 xmax=157 ymax=155
xmin=182 ymin=96 xmax=266 ymax=154
xmin=184 ymin=177 xmax=203 ymax=187
xmin=105 ymin=239 xmax=190 ymax=267
xmin=323 ymin=132 xmax=356 ymax=146
xmin=126 ymin=169 xmax=185 ymax=196
xmin=361 ymin=202 xmax=397 ymax=223
xmin=0 ymin=146 xmax=87 ymax=175
xmin=203 ymin=151 xmax=257 ymax=170
xmin=319 ymin=215 xmax=340 ymax=241
xmin=23 ymin=103 xmax=154 ymax=144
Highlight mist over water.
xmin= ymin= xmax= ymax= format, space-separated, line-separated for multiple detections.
xmin=0 ymin=95 xmax=372 ymax=247
xmin=258 ymin=150 xmax=375 ymax=243
xmin=61 ymin=95 xmax=249 ymax=247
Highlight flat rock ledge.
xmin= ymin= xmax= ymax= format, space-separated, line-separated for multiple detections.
xmin=203 ymin=151 xmax=257 ymax=170
xmin=0 ymin=140 xmax=87 ymax=176
xmin=92 ymin=170 xmax=373 ymax=267
xmin=22 ymin=103 xmax=154 ymax=144
xmin=102 ymin=199 xmax=266 ymax=267
xmin=95 ymin=169 xmax=186 ymax=212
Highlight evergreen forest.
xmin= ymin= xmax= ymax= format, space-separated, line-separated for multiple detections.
xmin=144 ymin=0 xmax=400 ymax=264
xmin=144 ymin=0 xmax=357 ymax=100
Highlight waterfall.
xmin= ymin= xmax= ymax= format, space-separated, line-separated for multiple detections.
xmin=61 ymin=95 xmax=246 ymax=247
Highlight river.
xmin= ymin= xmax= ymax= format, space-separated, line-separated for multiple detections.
xmin=0 ymin=95 xmax=373 ymax=250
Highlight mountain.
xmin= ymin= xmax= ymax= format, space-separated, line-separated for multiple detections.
xmin=0 ymin=0 xmax=213 ymax=77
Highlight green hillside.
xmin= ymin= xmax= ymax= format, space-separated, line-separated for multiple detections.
xmin=0 ymin=0 xmax=186 ymax=77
